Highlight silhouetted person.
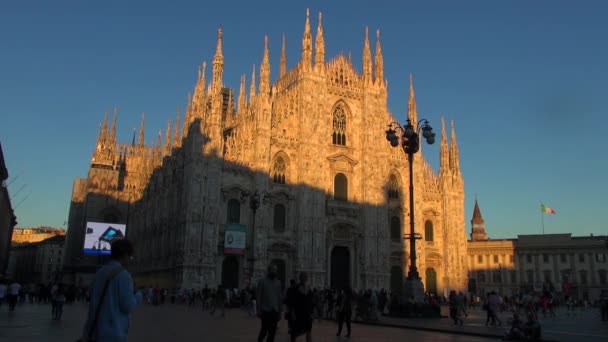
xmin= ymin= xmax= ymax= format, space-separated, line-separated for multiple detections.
xmin=257 ymin=264 xmax=282 ymax=342
xmin=80 ymin=239 xmax=142 ymax=342
xmin=336 ymin=287 xmax=353 ymax=337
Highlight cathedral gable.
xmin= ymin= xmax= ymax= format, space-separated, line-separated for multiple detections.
xmin=327 ymin=153 xmax=358 ymax=172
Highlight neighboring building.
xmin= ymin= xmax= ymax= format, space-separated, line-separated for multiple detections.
xmin=8 ymin=235 xmax=65 ymax=284
xmin=0 ymin=141 xmax=18 ymax=277
xmin=12 ymin=226 xmax=65 ymax=244
xmin=467 ymin=199 xmax=608 ymax=300
xmin=64 ymin=10 xmax=468 ymax=293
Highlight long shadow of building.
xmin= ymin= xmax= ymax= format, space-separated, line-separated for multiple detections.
xmin=63 ymin=12 xmax=468 ymax=294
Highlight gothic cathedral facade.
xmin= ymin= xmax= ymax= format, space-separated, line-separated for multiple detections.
xmin=64 ymin=10 xmax=468 ymax=294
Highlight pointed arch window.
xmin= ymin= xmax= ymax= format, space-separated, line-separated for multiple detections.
xmin=390 ymin=216 xmax=401 ymax=242
xmin=272 ymin=156 xmax=287 ymax=184
xmin=273 ymin=204 xmax=286 ymax=233
xmin=332 ymin=106 xmax=347 ymax=146
xmin=388 ymin=174 xmax=400 ymax=199
xmin=425 ymin=220 xmax=434 ymax=242
xmin=334 ymin=173 xmax=348 ymax=201
xmin=227 ymin=199 xmax=241 ymax=224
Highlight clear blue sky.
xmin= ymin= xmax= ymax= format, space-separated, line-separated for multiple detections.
xmin=1 ymin=0 xmax=607 ymax=238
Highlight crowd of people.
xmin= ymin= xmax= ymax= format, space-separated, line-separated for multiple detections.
xmin=3 ymin=240 xmax=608 ymax=342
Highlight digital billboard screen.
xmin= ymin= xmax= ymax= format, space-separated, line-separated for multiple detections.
xmin=83 ymin=222 xmax=127 ymax=255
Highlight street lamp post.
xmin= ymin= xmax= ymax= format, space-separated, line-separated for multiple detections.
xmin=243 ymin=190 xmax=261 ymax=287
xmin=386 ymin=118 xmax=436 ymax=302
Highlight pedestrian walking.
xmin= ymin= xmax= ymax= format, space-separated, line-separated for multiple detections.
xmin=7 ymin=280 xmax=21 ymax=312
xmin=79 ymin=239 xmax=142 ymax=342
xmin=52 ymin=284 xmax=66 ymax=320
xmin=288 ymin=272 xmax=313 ymax=342
xmin=336 ymin=287 xmax=353 ymax=338
xmin=257 ymin=264 xmax=283 ymax=342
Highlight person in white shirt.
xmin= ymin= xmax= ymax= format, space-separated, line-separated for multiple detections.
xmin=0 ymin=280 xmax=7 ymax=308
xmin=8 ymin=280 xmax=21 ymax=312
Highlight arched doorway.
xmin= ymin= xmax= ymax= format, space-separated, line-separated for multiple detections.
xmin=331 ymin=246 xmax=350 ymax=289
xmin=221 ymin=256 xmax=239 ymax=289
xmin=390 ymin=266 xmax=403 ymax=294
xmin=425 ymin=268 xmax=437 ymax=294
xmin=271 ymin=259 xmax=286 ymax=290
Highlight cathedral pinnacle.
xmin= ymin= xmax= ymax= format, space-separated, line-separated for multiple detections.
xmin=260 ymin=35 xmax=271 ymax=95
xmin=193 ymin=61 xmax=206 ymax=112
xmin=362 ymin=26 xmax=372 ymax=83
xmin=173 ymin=106 xmax=181 ymax=148
xmin=280 ymin=33 xmax=287 ymax=78
xmin=138 ymin=112 xmax=145 ymax=146
xmin=450 ymin=119 xmax=461 ymax=174
xmin=164 ymin=119 xmax=172 ymax=156
xmin=439 ymin=116 xmax=449 ymax=174
xmin=408 ymin=74 xmax=418 ymax=127
xmin=374 ymin=29 xmax=384 ymax=87
xmin=250 ymin=64 xmax=256 ymax=101
xmin=238 ymin=74 xmax=246 ymax=112
xmin=110 ymin=107 xmax=117 ymax=144
xmin=101 ymin=111 xmax=109 ymax=142
xmin=301 ymin=8 xmax=312 ymax=69
xmin=315 ymin=12 xmax=325 ymax=68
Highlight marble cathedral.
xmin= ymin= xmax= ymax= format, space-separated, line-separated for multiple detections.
xmin=64 ymin=10 xmax=468 ymax=294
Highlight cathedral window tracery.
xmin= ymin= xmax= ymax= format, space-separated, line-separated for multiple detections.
xmin=332 ymin=106 xmax=347 ymax=146
xmin=272 ymin=156 xmax=286 ymax=184
xmin=334 ymin=173 xmax=348 ymax=201
xmin=388 ymin=174 xmax=400 ymax=199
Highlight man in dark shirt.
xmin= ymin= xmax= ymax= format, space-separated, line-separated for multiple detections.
xmin=257 ymin=265 xmax=282 ymax=342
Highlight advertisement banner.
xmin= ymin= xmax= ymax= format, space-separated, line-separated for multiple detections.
xmin=224 ymin=224 xmax=246 ymax=254
xmin=83 ymin=222 xmax=127 ymax=255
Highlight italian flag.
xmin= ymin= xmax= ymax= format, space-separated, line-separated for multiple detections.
xmin=541 ymin=204 xmax=556 ymax=214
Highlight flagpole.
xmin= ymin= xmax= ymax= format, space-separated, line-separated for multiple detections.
xmin=542 ymin=211 xmax=545 ymax=235
xmin=540 ymin=202 xmax=545 ymax=235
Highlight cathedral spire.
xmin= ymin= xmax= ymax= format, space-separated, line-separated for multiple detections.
xmin=110 ymin=107 xmax=117 ymax=144
xmin=211 ymin=28 xmax=224 ymax=93
xmin=164 ymin=119 xmax=172 ymax=156
xmin=362 ymin=26 xmax=372 ymax=83
xmin=238 ymin=74 xmax=246 ymax=112
xmin=280 ymin=33 xmax=287 ymax=78
xmin=408 ymin=74 xmax=418 ymax=127
xmin=173 ymin=106 xmax=181 ymax=148
xmin=259 ymin=35 xmax=271 ymax=95
xmin=470 ymin=196 xmax=487 ymax=240
xmin=138 ymin=112 xmax=145 ymax=146
xmin=450 ymin=120 xmax=461 ymax=174
xmin=314 ymin=12 xmax=325 ymax=68
xmin=250 ymin=64 xmax=256 ymax=101
xmin=374 ymin=29 xmax=384 ymax=87
xmin=301 ymin=8 xmax=312 ymax=70
xmin=439 ymin=117 xmax=449 ymax=175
